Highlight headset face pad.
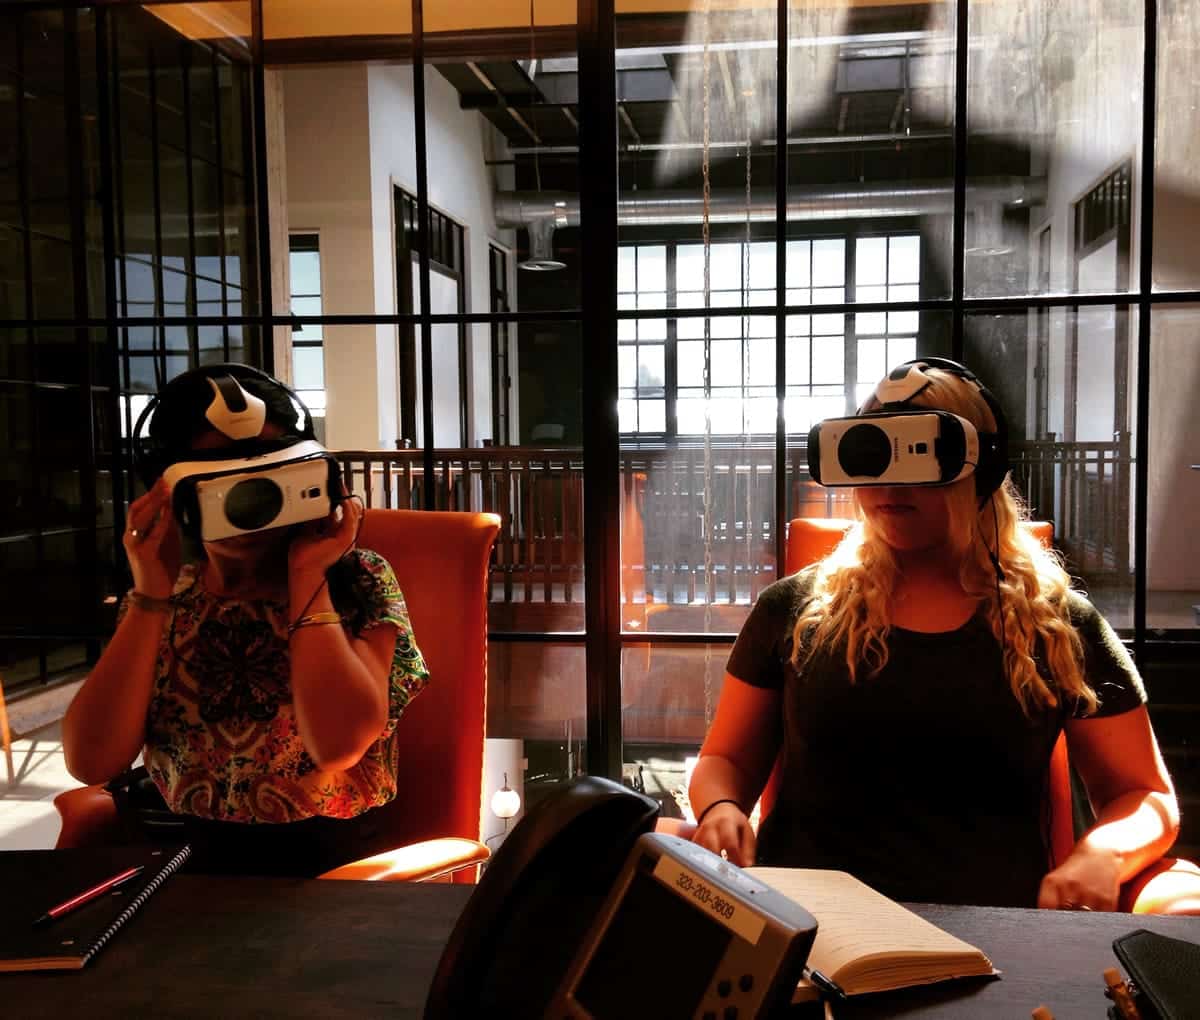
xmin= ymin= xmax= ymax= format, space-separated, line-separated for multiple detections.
xmin=809 ymin=410 xmax=980 ymax=488
xmin=806 ymin=358 xmax=1010 ymax=504
xmin=164 ymin=441 xmax=341 ymax=544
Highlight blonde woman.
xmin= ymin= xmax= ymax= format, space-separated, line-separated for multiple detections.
xmin=689 ymin=362 xmax=1179 ymax=909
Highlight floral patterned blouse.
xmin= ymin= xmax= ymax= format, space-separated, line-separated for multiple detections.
xmin=129 ymin=549 xmax=429 ymax=823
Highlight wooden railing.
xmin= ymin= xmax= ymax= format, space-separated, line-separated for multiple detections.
xmin=335 ymin=436 xmax=1132 ymax=612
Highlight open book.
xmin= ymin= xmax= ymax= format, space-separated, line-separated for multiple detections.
xmin=746 ymin=867 xmax=998 ymax=1000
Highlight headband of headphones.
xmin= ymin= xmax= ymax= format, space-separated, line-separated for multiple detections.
xmin=132 ymin=363 xmax=316 ymax=488
xmin=869 ymin=357 xmax=1010 ymax=504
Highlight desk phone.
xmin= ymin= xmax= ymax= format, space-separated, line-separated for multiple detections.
xmin=549 ymin=832 xmax=818 ymax=1020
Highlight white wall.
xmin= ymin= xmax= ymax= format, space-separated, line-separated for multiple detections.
xmin=367 ymin=64 xmax=517 ymax=448
xmin=281 ymin=63 xmax=516 ymax=451
xmin=282 ymin=65 xmax=381 ymax=451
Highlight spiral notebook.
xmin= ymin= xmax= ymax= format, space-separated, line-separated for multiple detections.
xmin=0 ymin=844 xmax=191 ymax=972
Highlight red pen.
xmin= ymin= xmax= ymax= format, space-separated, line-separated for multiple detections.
xmin=32 ymin=865 xmax=144 ymax=928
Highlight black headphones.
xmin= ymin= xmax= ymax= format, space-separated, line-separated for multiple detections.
xmin=873 ymin=357 xmax=1010 ymax=506
xmin=131 ymin=363 xmax=316 ymax=489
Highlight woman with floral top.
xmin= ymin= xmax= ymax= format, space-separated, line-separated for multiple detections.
xmin=63 ymin=365 xmax=429 ymax=876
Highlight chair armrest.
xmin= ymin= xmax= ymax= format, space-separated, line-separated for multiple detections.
xmin=317 ymin=837 xmax=490 ymax=882
xmin=54 ymin=785 xmax=121 ymax=849
xmin=1120 ymin=856 xmax=1200 ymax=915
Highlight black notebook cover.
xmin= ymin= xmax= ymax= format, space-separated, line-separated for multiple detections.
xmin=0 ymin=844 xmax=191 ymax=972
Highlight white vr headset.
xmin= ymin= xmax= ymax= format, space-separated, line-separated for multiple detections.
xmin=137 ymin=369 xmax=341 ymax=544
xmin=806 ymin=358 xmax=1009 ymax=503
xmin=807 ymin=409 xmax=982 ymax=488
xmin=163 ymin=439 xmax=340 ymax=544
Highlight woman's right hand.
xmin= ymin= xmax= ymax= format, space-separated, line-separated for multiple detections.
xmin=123 ymin=480 xmax=182 ymax=599
xmin=693 ymin=802 xmax=757 ymax=867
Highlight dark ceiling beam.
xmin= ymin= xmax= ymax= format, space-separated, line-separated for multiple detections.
xmin=260 ymin=5 xmax=938 ymax=66
xmin=465 ymin=61 xmax=543 ymax=145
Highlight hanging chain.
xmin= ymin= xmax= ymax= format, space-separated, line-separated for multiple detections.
xmin=701 ymin=0 xmax=715 ymax=727
xmin=744 ymin=128 xmax=753 ymax=608
xmin=529 ymin=0 xmax=542 ymax=193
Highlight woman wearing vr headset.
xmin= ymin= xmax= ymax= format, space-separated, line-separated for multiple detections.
xmin=688 ymin=361 xmax=1179 ymax=911
xmin=63 ymin=365 xmax=429 ymax=876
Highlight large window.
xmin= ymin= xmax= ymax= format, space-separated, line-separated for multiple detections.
xmin=619 ymin=234 xmax=920 ymax=437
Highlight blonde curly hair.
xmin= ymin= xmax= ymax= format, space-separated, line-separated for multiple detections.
xmin=791 ymin=367 xmax=1097 ymax=716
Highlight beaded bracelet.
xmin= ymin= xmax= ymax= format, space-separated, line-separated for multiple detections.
xmin=127 ymin=590 xmax=174 ymax=614
xmin=287 ymin=611 xmax=344 ymax=636
xmin=696 ymin=798 xmax=742 ymax=825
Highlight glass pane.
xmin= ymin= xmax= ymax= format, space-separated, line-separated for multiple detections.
xmin=1155 ymin=4 xmax=1200 ymax=292
xmin=617 ymin=1 xmax=778 ymax=303
xmin=426 ymin=1 xmax=580 ymax=314
xmin=264 ymin=3 xmax=419 ymax=325
xmin=620 ymin=293 xmax=784 ymax=624
xmin=290 ymin=249 xmax=322 ymax=296
xmin=787 ymin=4 xmax=952 ymax=299
xmin=787 ymin=310 xmax=953 ymax=514
xmin=293 ymin=346 xmax=324 ymax=390
xmin=638 ymin=345 xmax=664 ymax=390
xmin=487 ymin=639 xmax=586 ymax=812
xmin=856 ymin=237 xmax=887 ymax=287
xmin=1147 ymin=306 xmax=1200 ymax=632
xmin=622 ymin=643 xmax=738 ymax=820
xmin=966 ymin=0 xmax=1141 ymax=298
xmin=965 ymin=307 xmax=1134 ymax=631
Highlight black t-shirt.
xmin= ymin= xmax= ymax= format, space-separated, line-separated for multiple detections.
xmin=726 ymin=568 xmax=1145 ymax=907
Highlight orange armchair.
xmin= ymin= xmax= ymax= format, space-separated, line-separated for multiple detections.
xmin=56 ymin=509 xmax=500 ymax=884
xmin=663 ymin=516 xmax=1200 ymax=914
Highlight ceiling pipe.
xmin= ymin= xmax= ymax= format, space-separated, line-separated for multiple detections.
xmin=505 ymin=131 xmax=954 ymax=157
xmin=497 ymin=177 xmax=1043 ymax=267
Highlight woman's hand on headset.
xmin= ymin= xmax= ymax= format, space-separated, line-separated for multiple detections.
xmin=288 ymin=489 xmax=362 ymax=584
xmin=124 ymin=480 xmax=182 ymax=600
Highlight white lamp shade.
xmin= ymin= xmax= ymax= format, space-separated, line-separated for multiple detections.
xmin=491 ymin=786 xmax=521 ymax=820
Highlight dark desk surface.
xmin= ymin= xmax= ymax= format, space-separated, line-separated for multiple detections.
xmin=4 ymin=875 xmax=1199 ymax=1019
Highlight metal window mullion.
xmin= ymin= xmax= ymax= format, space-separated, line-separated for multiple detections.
xmin=774 ymin=0 xmax=787 ymax=575
xmin=1133 ymin=0 xmax=1158 ymax=660
xmin=147 ymin=47 xmax=167 ymax=387
xmin=844 ymin=223 xmax=857 ymax=414
xmin=181 ymin=47 xmax=199 ymax=367
xmin=412 ymin=0 xmax=435 ymax=504
xmin=63 ymin=6 xmax=103 ymax=655
xmin=250 ymin=0 xmax=274 ymax=371
xmin=666 ymin=241 xmax=678 ymax=444
xmin=579 ymin=0 xmax=621 ymax=779
xmin=951 ymin=0 xmax=968 ymax=362
xmin=14 ymin=9 xmax=48 ymax=678
xmin=211 ymin=49 xmax=230 ymax=360
xmin=95 ymin=6 xmax=127 ymax=568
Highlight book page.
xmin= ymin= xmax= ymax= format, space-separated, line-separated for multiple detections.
xmin=747 ymin=868 xmax=994 ymax=992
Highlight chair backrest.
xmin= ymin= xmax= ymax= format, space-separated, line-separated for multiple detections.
xmin=772 ymin=516 xmax=1064 ymax=845
xmin=356 ymin=509 xmax=500 ymax=846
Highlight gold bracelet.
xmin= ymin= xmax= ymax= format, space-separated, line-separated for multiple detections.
xmin=127 ymin=590 xmax=173 ymax=614
xmin=288 ymin=611 xmax=344 ymax=636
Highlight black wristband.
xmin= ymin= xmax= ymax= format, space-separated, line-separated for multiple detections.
xmin=696 ymin=798 xmax=742 ymax=825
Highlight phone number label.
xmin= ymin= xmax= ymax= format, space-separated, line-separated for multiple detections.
xmin=652 ymin=856 xmax=764 ymax=945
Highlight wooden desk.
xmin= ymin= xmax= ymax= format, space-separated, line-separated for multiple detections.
xmin=3 ymin=875 xmax=1198 ymax=1018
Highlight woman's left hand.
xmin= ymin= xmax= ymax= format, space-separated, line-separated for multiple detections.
xmin=1037 ymin=843 xmax=1123 ymax=912
xmin=288 ymin=492 xmax=362 ymax=583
